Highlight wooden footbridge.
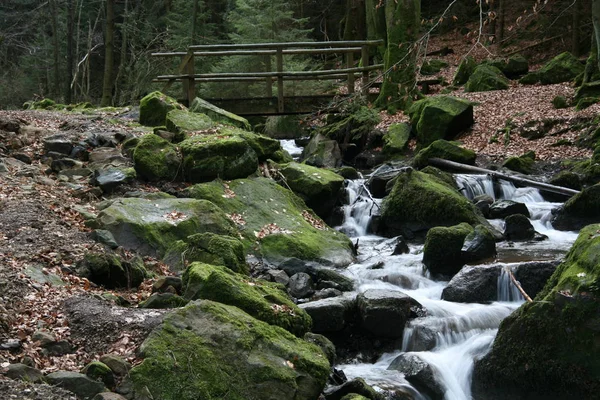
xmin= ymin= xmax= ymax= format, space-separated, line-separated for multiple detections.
xmin=152 ymin=40 xmax=384 ymax=116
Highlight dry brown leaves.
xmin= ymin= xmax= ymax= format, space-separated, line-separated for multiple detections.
xmin=163 ymin=210 xmax=189 ymax=224
xmin=271 ymin=304 xmax=296 ymax=316
xmin=227 ymin=213 xmax=246 ymax=226
xmin=254 ymin=223 xmax=293 ymax=239
xmin=302 ymin=210 xmax=326 ymax=230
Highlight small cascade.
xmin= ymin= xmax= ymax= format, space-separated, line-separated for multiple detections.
xmin=279 ymin=139 xmax=304 ymax=159
xmin=338 ymin=179 xmax=380 ymax=237
xmin=455 ymin=174 xmax=495 ymax=200
xmin=497 ymin=265 xmax=525 ymax=303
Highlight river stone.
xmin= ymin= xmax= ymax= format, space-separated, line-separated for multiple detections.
xmin=5 ymin=363 xmax=44 ymax=383
xmin=99 ymin=354 xmax=131 ymax=377
xmin=267 ymin=269 xmax=290 ymax=285
xmin=130 ymin=300 xmax=330 ymax=400
xmin=277 ymin=162 xmax=345 ymax=220
xmin=304 ymin=332 xmax=336 ymax=365
xmin=44 ymin=134 xmax=73 ymax=155
xmin=95 ymin=197 xmax=235 ymax=258
xmin=489 ymin=200 xmax=530 ymax=219
xmin=139 ymin=91 xmax=184 ymax=127
xmin=82 ymin=361 xmax=116 ymax=388
xmin=402 ymin=319 xmax=438 ymax=351
xmin=382 ymin=123 xmax=411 ymax=156
xmin=46 ymin=371 xmax=107 ymax=399
xmin=503 ymin=213 xmax=536 ymax=241
xmin=412 ymin=139 xmax=476 ymax=169
xmin=388 ymin=353 xmax=444 ymax=400
xmin=442 ymin=264 xmax=502 ymax=303
xmin=299 ymin=295 xmax=356 ymax=333
xmin=461 ymin=224 xmax=497 ymax=263
xmin=513 ymin=260 xmax=560 ymax=300
xmin=288 ymin=272 xmax=315 ymax=299
xmin=551 ymin=183 xmax=600 ymax=231
xmin=423 ymin=223 xmax=473 ymax=278
xmin=323 ymin=378 xmax=385 ymax=400
xmin=190 ymin=97 xmax=251 ymax=130
xmin=356 ymin=289 xmax=423 ymax=339
xmin=92 ymin=168 xmax=136 ymax=193
xmin=302 ymin=133 xmax=343 ymax=168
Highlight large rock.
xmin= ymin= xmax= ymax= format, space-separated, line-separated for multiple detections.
xmin=465 ymin=64 xmax=509 ymax=92
xmin=503 ymin=213 xmax=537 ymax=241
xmin=179 ymin=132 xmax=258 ymax=182
xmin=422 ymin=223 xmax=473 ymax=278
xmin=189 ymin=97 xmax=250 ymax=130
xmin=139 ymin=91 xmax=185 ymax=127
xmin=130 ymin=300 xmax=330 ymax=400
xmin=185 ymin=177 xmax=354 ymax=268
xmin=538 ymin=51 xmax=584 ymax=84
xmin=165 ymin=109 xmax=213 ymax=141
xmin=408 ymin=96 xmax=474 ymax=147
xmin=472 ymin=224 xmax=600 ymax=400
xmin=461 ymin=224 xmax=497 ymax=263
xmin=356 ymin=289 xmax=423 ymax=339
xmin=133 ymin=134 xmax=182 ymax=181
xmin=182 ymin=263 xmax=311 ymax=336
xmin=453 ymin=56 xmax=477 ymax=85
xmin=95 ymin=198 xmax=235 ymax=257
xmin=302 ymin=133 xmax=343 ymax=168
xmin=485 ymin=54 xmax=529 ymax=78
xmin=489 ymin=200 xmax=530 ymax=219
xmin=76 ymin=253 xmax=147 ymax=289
xmin=46 ymin=371 xmax=106 ymax=399
xmin=388 ymin=353 xmax=445 ymax=400
xmin=382 ymin=123 xmax=411 ymax=156
xmin=552 ymin=183 xmax=600 ymax=231
xmin=412 ymin=139 xmax=476 ymax=169
xmin=299 ymin=295 xmax=356 ymax=333
xmin=278 ymin=162 xmax=345 ymax=220
xmin=378 ymin=170 xmax=489 ymax=238
xmin=502 ymin=151 xmax=535 ymax=175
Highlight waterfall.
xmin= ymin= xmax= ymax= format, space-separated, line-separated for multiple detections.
xmin=455 ymin=174 xmax=495 ymax=200
xmin=338 ymin=179 xmax=380 ymax=237
xmin=497 ymin=265 xmax=525 ymax=302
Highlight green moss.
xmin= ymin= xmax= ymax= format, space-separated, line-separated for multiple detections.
xmin=82 ymin=361 xmax=115 ymax=388
xmin=263 ymin=115 xmax=305 ymax=139
xmin=237 ymin=130 xmax=283 ymax=161
xmin=382 ymin=123 xmax=411 ymax=156
xmin=408 ymin=96 xmax=474 ymax=147
xmin=35 ymin=98 xmax=56 ymax=109
xmin=165 ymin=109 xmax=214 ymax=140
xmin=423 ymin=223 xmax=473 ymax=277
xmin=133 ymin=134 xmax=182 ymax=181
xmin=182 ymin=263 xmax=311 ymax=336
xmin=139 ymin=293 xmax=189 ymax=309
xmin=412 ymin=139 xmax=476 ymax=168
xmin=453 ymin=56 xmax=477 ymax=85
xmin=552 ymin=95 xmax=569 ymax=109
xmin=164 ymin=232 xmax=247 ymax=274
xmin=130 ymin=300 xmax=330 ymax=400
xmin=190 ymin=97 xmax=251 ymax=130
xmin=575 ymin=97 xmax=599 ymax=111
xmin=519 ymin=71 xmax=540 ymax=85
xmin=464 ymin=65 xmax=509 ymax=92
xmin=139 ymin=91 xmax=185 ymax=127
xmin=340 ymin=395 xmax=370 ymax=400
xmin=380 ymin=170 xmax=488 ymax=236
xmin=184 ymin=177 xmax=354 ymax=267
xmin=318 ymin=105 xmax=380 ymax=144
xmin=538 ymin=52 xmax=584 ymax=85
xmin=179 ymin=134 xmax=258 ymax=182
xmin=420 ymin=59 xmax=448 ymax=75
xmin=420 ymin=166 xmax=457 ymax=188
xmin=502 ymin=152 xmax=535 ymax=174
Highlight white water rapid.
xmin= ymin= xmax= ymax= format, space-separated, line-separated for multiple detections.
xmin=334 ymin=174 xmax=577 ymax=400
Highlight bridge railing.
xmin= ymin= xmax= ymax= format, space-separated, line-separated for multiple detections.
xmin=151 ymin=40 xmax=384 ymax=114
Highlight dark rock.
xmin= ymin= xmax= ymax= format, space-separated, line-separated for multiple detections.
xmin=474 ymin=200 xmax=491 ymax=217
xmin=423 ymin=223 xmax=473 ymax=278
xmin=0 ymin=339 xmax=22 ymax=351
xmin=357 ymin=289 xmax=423 ymax=339
xmin=504 ymin=214 xmax=536 ymax=241
xmin=465 ymin=64 xmax=509 ymax=92
xmin=46 ymin=371 xmax=106 ymax=399
xmin=76 ymin=253 xmax=147 ymax=289
xmin=51 ymin=158 xmax=84 ymax=173
xmin=43 ymin=134 xmax=73 ymax=155
xmin=0 ymin=118 xmax=21 ymax=133
xmin=324 ymin=378 xmax=385 ymax=400
xmin=513 ymin=260 xmax=560 ymax=299
xmin=92 ymin=168 xmax=135 ymax=193
xmin=267 ymin=269 xmax=290 ymax=286
xmin=151 ymin=276 xmax=183 ymax=294
xmin=489 ymin=200 xmax=530 ymax=219
xmin=299 ymin=295 xmax=356 ymax=333
xmin=304 ymin=332 xmax=336 ymax=365
xmin=391 ymin=237 xmax=410 ymax=255
xmin=43 ymin=340 xmax=74 ymax=356
xmin=91 ymin=230 xmax=119 ymax=249
xmin=139 ymin=293 xmax=188 ymax=309
xmin=92 ymin=393 xmax=128 ymax=400
xmin=552 ymin=183 xmax=600 ymax=231
xmin=82 ymin=361 xmax=116 ymax=388
xmin=461 ymin=224 xmax=497 ymax=263
xmin=412 ymin=139 xmax=476 ymax=169
xmin=12 ymin=152 xmax=32 ymax=164
xmin=502 ymin=152 xmax=535 ymax=175
xmin=402 ymin=319 xmax=438 ymax=351
xmin=311 ymin=288 xmax=343 ymax=300
xmin=388 ymin=353 xmax=445 ymax=400
xmin=301 ymin=133 xmax=343 ymax=168
xmin=32 ymin=330 xmax=56 ymax=346
xmin=98 ymin=354 xmax=131 ymax=376
xmin=442 ymin=264 xmax=502 ymax=303
xmin=5 ymin=363 xmax=44 ymax=383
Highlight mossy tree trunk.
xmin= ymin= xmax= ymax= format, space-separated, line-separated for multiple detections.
xmin=594 ymin=0 xmax=600 ymax=72
xmin=342 ymin=0 xmax=366 ymax=41
xmin=374 ymin=0 xmax=421 ymax=112
xmin=365 ymin=0 xmax=387 ymax=61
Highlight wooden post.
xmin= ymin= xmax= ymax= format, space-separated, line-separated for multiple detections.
xmin=347 ymin=51 xmax=355 ymax=94
xmin=265 ymin=55 xmax=273 ymax=98
xmin=361 ymin=44 xmax=370 ymax=96
xmin=185 ymin=49 xmax=196 ymax=106
xmin=276 ymin=48 xmax=284 ymax=113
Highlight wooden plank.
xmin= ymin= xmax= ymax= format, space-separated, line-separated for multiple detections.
xmin=276 ymin=49 xmax=284 ymax=113
xmin=264 ymin=55 xmax=272 ymax=98
xmin=153 ymin=74 xmax=363 ymax=83
xmin=361 ymin=45 xmax=370 ymax=96
xmin=153 ymin=47 xmax=364 ymax=58
xmin=188 ymin=40 xmax=384 ymax=51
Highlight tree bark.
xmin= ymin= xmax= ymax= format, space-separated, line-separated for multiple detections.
xmin=427 ymin=158 xmax=580 ymax=197
xmin=343 ymin=0 xmax=366 ymax=41
xmin=374 ymin=0 xmax=420 ymax=111
xmin=497 ymin=0 xmax=505 ymax=47
xmin=192 ymin=0 xmax=199 ymax=43
xmin=572 ymin=0 xmax=581 ymax=56
xmin=49 ymin=0 xmax=61 ymax=98
xmin=593 ymin=0 xmax=600 ymax=72
xmin=101 ymin=0 xmax=115 ymax=107
xmin=66 ymin=0 xmax=75 ymax=103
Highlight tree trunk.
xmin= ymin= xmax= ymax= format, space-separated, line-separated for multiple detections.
xmin=497 ymin=0 xmax=505 ymax=46
xmin=66 ymin=0 xmax=74 ymax=103
xmin=114 ymin=0 xmax=129 ymax=105
xmin=343 ymin=0 xmax=366 ymax=41
xmin=49 ymin=0 xmax=61 ymax=98
xmin=572 ymin=0 xmax=581 ymax=56
xmin=101 ymin=0 xmax=115 ymax=107
xmin=374 ymin=0 xmax=420 ymax=111
xmin=192 ymin=0 xmax=199 ymax=43
xmin=488 ymin=0 xmax=497 ymax=44
xmin=593 ymin=0 xmax=600 ymax=73
xmin=364 ymin=0 xmax=387 ymax=60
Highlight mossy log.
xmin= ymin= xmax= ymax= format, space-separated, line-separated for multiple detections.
xmin=427 ymin=158 xmax=580 ymax=197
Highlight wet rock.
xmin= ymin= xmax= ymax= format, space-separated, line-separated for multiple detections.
xmin=551 ymin=183 xmax=600 ymax=231
xmin=489 ymin=200 xmax=530 ymax=219
xmin=300 ymin=295 xmax=356 ymax=333
xmin=311 ymin=288 xmax=343 ymax=300
xmin=98 ymin=354 xmax=131 ymax=377
xmin=442 ymin=264 xmax=502 ymax=303
xmin=151 ymin=276 xmax=182 ymax=294
xmin=503 ymin=213 xmax=536 ymax=241
xmin=357 ymin=289 xmax=423 ymax=339
xmin=388 ymin=353 xmax=445 ymax=400
xmin=46 ymin=371 xmax=106 ymax=399
xmin=513 ymin=260 xmax=560 ymax=299
xmin=304 ymin=332 xmax=336 ymax=365
xmin=391 ymin=237 xmax=410 ymax=255
xmin=43 ymin=134 xmax=73 ymax=155
xmin=91 ymin=168 xmax=135 ymax=193
xmin=461 ymin=224 xmax=497 ymax=263
xmin=267 ymin=269 xmax=289 ymax=286
xmin=324 ymin=377 xmax=385 ymax=400
xmin=302 ymin=133 xmax=343 ymax=168
xmin=423 ymin=223 xmax=473 ymax=278
xmin=5 ymin=363 xmax=44 ymax=383
xmin=402 ymin=319 xmax=438 ymax=351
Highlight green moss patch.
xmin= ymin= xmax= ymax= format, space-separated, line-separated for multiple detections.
xmin=190 ymin=97 xmax=251 ymax=130
xmin=132 ymin=134 xmax=182 ymax=181
xmin=465 ymin=65 xmax=509 ymax=93
xmin=412 ymin=139 xmax=476 ymax=169
xmin=139 ymin=91 xmax=185 ymax=127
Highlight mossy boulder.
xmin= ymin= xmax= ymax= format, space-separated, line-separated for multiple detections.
xmin=423 ymin=223 xmax=474 ymax=278
xmin=163 ymin=232 xmax=247 ymax=273
xmin=465 ymin=64 xmax=509 ymax=92
xmin=95 ymin=198 xmax=236 ymax=257
xmin=575 ymin=97 xmax=599 ymax=110
xmin=302 ymin=133 xmax=343 ymax=168
xmin=139 ymin=293 xmax=189 ymax=309
xmin=538 ymin=52 xmax=584 ymax=85
xmin=472 ymin=224 xmax=600 ymax=400
xmin=139 ymin=91 xmax=185 ymax=127
xmin=412 ymin=139 xmax=476 ymax=169
xmin=574 ymin=81 xmax=600 ymax=103
xmin=378 ymin=170 xmax=489 ymax=238
xmin=264 ymin=115 xmax=306 ymax=139
xmin=76 ymin=252 xmax=148 ymax=289
xmin=182 ymin=263 xmax=311 ymax=336
xmin=420 ymin=59 xmax=449 ymax=76
xmin=165 ymin=109 xmax=213 ymax=142
xmin=552 ymin=183 xmax=600 ymax=231
xmin=382 ymin=123 xmax=411 ymax=156
xmin=552 ymin=95 xmax=569 ymax=109
xmin=81 ymin=361 xmax=115 ymax=388
xmin=277 ymin=162 xmax=345 ymax=220
xmin=189 ymin=97 xmax=250 ymax=130
xmin=484 ymin=54 xmax=529 ymax=78
xmin=453 ymin=56 xmax=477 ymax=85
xmin=502 ymin=151 xmax=535 ymax=174
xmin=130 ymin=300 xmax=330 ymax=400
xmin=179 ymin=132 xmax=258 ymax=182
xmin=408 ymin=96 xmax=474 ymax=147
xmin=133 ymin=134 xmax=182 ymax=181
xmin=185 ymin=177 xmax=354 ymax=268
xmin=237 ymin=130 xmax=284 ymax=162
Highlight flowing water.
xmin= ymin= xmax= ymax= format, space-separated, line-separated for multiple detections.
xmin=334 ymin=175 xmax=578 ymax=400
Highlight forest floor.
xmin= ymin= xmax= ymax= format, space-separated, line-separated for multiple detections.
xmin=0 ymin=33 xmax=597 ymax=396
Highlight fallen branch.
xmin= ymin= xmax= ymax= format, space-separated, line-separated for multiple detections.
xmin=505 ymin=266 xmax=533 ymax=303
xmin=427 ymin=158 xmax=580 ymax=197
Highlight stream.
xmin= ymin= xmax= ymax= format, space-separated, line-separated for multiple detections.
xmin=332 ymin=174 xmax=577 ymax=400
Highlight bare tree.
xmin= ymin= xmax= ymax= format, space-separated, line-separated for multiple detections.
xmin=101 ymin=0 xmax=115 ymax=106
